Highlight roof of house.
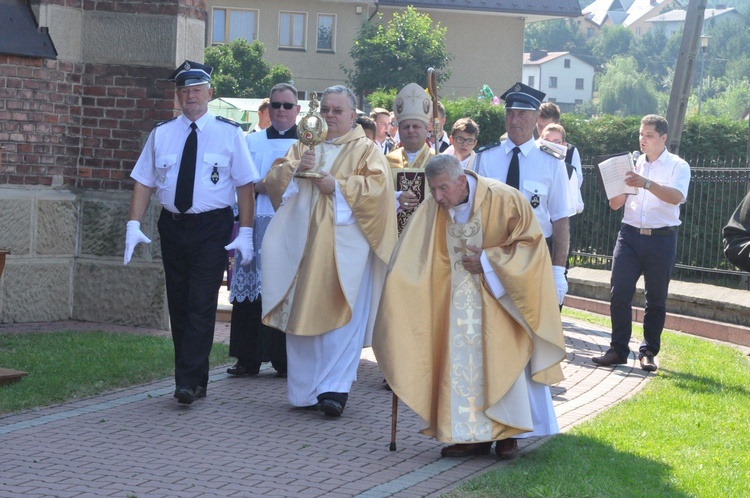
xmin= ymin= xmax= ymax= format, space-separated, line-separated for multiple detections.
xmin=0 ymin=0 xmax=57 ymax=58
xmin=647 ymin=7 xmax=738 ymax=24
xmin=582 ymin=0 xmax=676 ymax=28
xmin=376 ymin=0 xmax=582 ymax=19
xmin=523 ymin=51 xmax=595 ymax=68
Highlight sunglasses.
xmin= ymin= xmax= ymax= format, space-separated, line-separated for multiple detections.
xmin=270 ymin=102 xmax=296 ymax=110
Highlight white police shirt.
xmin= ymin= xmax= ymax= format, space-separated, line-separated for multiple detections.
xmin=131 ymin=112 xmax=259 ymax=214
xmin=474 ymin=137 xmax=575 ymax=237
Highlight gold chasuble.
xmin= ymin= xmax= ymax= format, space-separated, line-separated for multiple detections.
xmin=372 ymin=172 xmax=565 ymax=443
xmin=261 ymin=125 xmax=398 ymax=338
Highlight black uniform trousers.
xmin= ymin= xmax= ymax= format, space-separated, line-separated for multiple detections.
xmin=229 ymin=295 xmax=287 ymax=374
xmin=158 ymin=207 xmax=234 ymax=390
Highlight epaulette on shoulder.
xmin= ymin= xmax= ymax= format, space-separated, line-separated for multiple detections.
xmin=154 ymin=116 xmax=177 ymax=128
xmin=216 ymin=115 xmax=241 ymax=127
xmin=476 ymin=141 xmax=502 ymax=154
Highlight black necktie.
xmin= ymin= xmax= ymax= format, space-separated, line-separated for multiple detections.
xmin=507 ymin=146 xmax=521 ymax=190
xmin=175 ymin=122 xmax=197 ymax=213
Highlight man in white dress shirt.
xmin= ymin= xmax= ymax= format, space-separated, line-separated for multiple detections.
xmin=123 ymin=60 xmax=259 ymax=405
xmin=593 ymin=114 xmax=690 ymax=373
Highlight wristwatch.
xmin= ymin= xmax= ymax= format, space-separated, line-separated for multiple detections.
xmin=644 ymin=179 xmax=652 ymax=190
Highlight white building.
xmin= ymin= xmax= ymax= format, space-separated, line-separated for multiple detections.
xmin=522 ymin=50 xmax=596 ymax=111
xmin=646 ymin=7 xmax=743 ymax=39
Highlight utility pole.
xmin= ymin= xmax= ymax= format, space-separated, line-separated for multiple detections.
xmin=665 ymin=0 xmax=707 ymax=155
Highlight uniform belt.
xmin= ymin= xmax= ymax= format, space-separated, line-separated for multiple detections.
xmin=623 ymin=224 xmax=676 ymax=236
xmin=164 ymin=206 xmax=232 ymax=222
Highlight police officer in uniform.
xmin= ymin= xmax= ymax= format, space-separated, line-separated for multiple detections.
xmin=124 ymin=60 xmax=259 ymax=405
xmin=474 ymin=82 xmax=574 ymax=306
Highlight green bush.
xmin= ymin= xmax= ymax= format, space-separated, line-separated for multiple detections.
xmin=442 ymin=98 xmax=505 ymax=148
xmin=366 ymin=88 xmax=397 ymax=113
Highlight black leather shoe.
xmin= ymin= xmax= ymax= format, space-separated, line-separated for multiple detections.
xmin=440 ymin=442 xmax=492 ymax=458
xmin=226 ymin=361 xmax=259 ymax=376
xmin=592 ymin=349 xmax=628 ymax=366
xmin=495 ymin=438 xmax=519 ymax=460
xmin=639 ymin=351 xmax=658 ymax=372
xmin=194 ymin=386 xmax=207 ymax=400
xmin=319 ymin=399 xmax=344 ymax=417
xmin=174 ymin=386 xmax=195 ymax=405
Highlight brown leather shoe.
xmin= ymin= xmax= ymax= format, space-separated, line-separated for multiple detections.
xmin=440 ymin=442 xmax=492 ymax=458
xmin=495 ymin=438 xmax=519 ymax=460
xmin=639 ymin=351 xmax=658 ymax=372
xmin=592 ymin=349 xmax=628 ymax=366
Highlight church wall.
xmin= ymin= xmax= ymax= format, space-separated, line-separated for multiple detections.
xmin=0 ymin=0 xmax=206 ymax=327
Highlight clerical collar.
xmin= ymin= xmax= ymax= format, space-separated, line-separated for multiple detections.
xmin=405 ymin=150 xmax=419 ymax=164
xmin=266 ymin=124 xmax=297 ymax=139
xmin=448 ymin=175 xmax=477 ymax=224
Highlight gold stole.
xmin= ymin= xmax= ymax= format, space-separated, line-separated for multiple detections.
xmin=445 ymin=212 xmax=493 ymax=442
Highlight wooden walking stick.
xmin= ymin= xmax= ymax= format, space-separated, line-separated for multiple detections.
xmin=390 ymin=391 xmax=398 ymax=451
xmin=426 ymin=67 xmax=440 ymax=155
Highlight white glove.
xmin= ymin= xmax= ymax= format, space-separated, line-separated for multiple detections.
xmin=552 ymin=265 xmax=568 ymax=306
xmin=123 ymin=220 xmax=151 ymax=265
xmin=225 ymin=227 xmax=254 ymax=266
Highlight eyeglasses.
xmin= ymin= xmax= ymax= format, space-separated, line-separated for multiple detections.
xmin=390 ymin=122 xmax=397 ymax=126
xmin=270 ymin=102 xmax=296 ymax=110
xmin=453 ymin=137 xmax=476 ymax=145
xmin=319 ymin=107 xmax=348 ymax=116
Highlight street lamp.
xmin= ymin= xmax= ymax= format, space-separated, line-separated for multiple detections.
xmin=698 ymin=34 xmax=710 ymax=114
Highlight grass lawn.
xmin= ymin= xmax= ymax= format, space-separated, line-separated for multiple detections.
xmin=0 ymin=331 xmax=230 ymax=414
xmin=447 ymin=310 xmax=750 ymax=498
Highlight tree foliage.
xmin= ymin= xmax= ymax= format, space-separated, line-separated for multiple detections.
xmin=589 ymin=25 xmax=634 ymax=62
xmin=343 ymin=7 xmax=452 ymax=97
xmin=524 ymin=18 xmax=590 ymax=55
xmin=598 ymin=56 xmax=659 ymax=116
xmin=204 ymin=39 xmax=292 ymax=99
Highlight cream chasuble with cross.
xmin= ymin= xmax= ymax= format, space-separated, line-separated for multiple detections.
xmin=373 ymin=171 xmax=566 ymax=443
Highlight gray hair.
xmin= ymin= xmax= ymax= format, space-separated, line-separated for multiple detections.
xmin=425 ymin=154 xmax=463 ymax=181
xmin=269 ymin=82 xmax=298 ymax=102
xmin=322 ymin=85 xmax=357 ymax=111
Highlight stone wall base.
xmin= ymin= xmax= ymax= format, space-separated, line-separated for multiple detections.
xmin=0 ymin=185 xmax=167 ymax=329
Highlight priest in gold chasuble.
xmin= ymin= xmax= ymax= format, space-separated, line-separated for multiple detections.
xmin=373 ymin=155 xmax=566 ymax=458
xmin=261 ymin=86 xmax=398 ymax=417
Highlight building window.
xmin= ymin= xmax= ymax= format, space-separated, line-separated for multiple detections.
xmin=548 ymin=98 xmax=557 ymax=103
xmin=575 ymin=99 xmax=583 ymax=105
xmin=212 ymin=8 xmax=257 ymax=44
xmin=317 ymin=14 xmax=335 ymax=51
xmin=587 ymin=27 xmax=595 ymax=38
xmin=549 ymin=77 xmax=558 ymax=88
xmin=279 ymin=12 xmax=306 ymax=49
xmin=564 ymin=59 xmax=571 ymax=68
xmin=636 ymin=27 xmax=642 ymax=36
xmin=527 ymin=76 xmax=535 ymax=88
xmin=576 ymin=78 xmax=584 ymax=90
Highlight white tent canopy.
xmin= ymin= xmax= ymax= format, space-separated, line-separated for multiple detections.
xmin=208 ymin=97 xmax=311 ymax=131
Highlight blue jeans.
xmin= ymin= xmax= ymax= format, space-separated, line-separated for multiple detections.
xmin=609 ymin=224 xmax=677 ymax=358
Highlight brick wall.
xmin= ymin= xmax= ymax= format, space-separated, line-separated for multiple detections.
xmin=78 ymin=64 xmax=176 ymax=190
xmin=0 ymin=56 xmax=82 ymax=187
xmin=0 ymin=57 xmax=178 ymax=190
xmin=1 ymin=0 xmax=207 ymax=190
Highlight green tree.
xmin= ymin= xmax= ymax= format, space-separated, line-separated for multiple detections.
xmin=589 ymin=25 xmax=634 ymax=62
xmin=343 ymin=7 xmax=452 ymax=97
xmin=524 ymin=18 xmax=590 ymax=55
xmin=597 ymin=56 xmax=659 ymax=116
xmin=204 ymin=39 xmax=292 ymax=99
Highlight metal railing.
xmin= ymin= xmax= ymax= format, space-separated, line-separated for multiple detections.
xmin=571 ymin=161 xmax=750 ymax=290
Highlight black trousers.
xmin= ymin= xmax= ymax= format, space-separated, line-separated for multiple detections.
xmin=158 ymin=207 xmax=234 ymax=389
xmin=229 ymin=295 xmax=287 ymax=373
